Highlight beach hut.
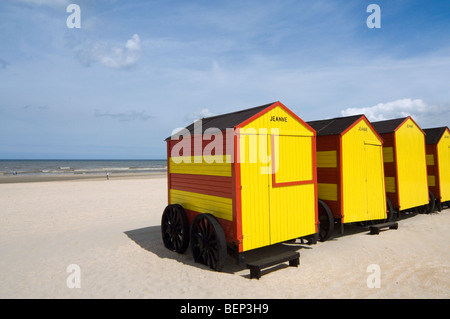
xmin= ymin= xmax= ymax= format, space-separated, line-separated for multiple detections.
xmin=423 ymin=127 xmax=450 ymax=211
xmin=307 ymin=115 xmax=389 ymax=241
xmin=162 ymin=101 xmax=318 ymax=271
xmin=371 ymin=116 xmax=433 ymax=214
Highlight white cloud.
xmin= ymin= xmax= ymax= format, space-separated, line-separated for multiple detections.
xmin=341 ymin=98 xmax=450 ymax=128
xmin=185 ymin=108 xmax=214 ymax=122
xmin=76 ymin=34 xmax=141 ymax=69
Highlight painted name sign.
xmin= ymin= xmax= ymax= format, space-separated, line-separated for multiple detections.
xmin=270 ymin=116 xmax=288 ymax=122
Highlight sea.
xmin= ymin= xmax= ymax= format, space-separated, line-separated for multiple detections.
xmin=0 ymin=160 xmax=167 ymax=176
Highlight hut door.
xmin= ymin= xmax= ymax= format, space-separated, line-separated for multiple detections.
xmin=239 ymin=132 xmax=315 ymax=251
xmin=364 ymin=141 xmax=387 ymax=221
xmin=268 ymin=134 xmax=315 ymax=244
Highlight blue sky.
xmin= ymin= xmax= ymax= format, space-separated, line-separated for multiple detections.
xmin=1 ymin=0 xmax=450 ymax=159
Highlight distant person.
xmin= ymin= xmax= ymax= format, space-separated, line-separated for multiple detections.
xmin=12 ymin=170 xmax=17 ymax=175
xmin=106 ymin=172 xmax=110 ymax=180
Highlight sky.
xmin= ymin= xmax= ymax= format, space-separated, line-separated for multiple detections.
xmin=1 ymin=0 xmax=450 ymax=159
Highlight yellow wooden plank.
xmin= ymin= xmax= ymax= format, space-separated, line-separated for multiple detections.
xmin=169 ymin=189 xmax=233 ymax=221
xmin=169 ymin=155 xmax=232 ymax=177
xmin=385 ymin=177 xmax=396 ymax=193
xmin=426 ymin=154 xmax=435 ymax=166
xmin=383 ymin=147 xmax=394 ymax=163
xmin=317 ymin=151 xmax=337 ymax=168
xmin=317 ymin=183 xmax=338 ymax=201
xmin=428 ymin=175 xmax=436 ymax=187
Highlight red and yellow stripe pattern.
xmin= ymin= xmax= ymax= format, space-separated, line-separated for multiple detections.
xmin=167 ymin=137 xmax=237 ymax=244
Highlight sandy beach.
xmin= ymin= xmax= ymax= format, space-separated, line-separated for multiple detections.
xmin=0 ymin=174 xmax=449 ymax=299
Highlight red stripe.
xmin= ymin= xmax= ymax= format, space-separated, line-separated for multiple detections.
xmin=167 ymin=131 xmax=234 ymax=157
xmin=234 ymin=129 xmax=243 ymax=252
xmin=316 ymin=135 xmax=339 ymax=151
xmin=317 ymin=167 xmax=339 ymax=184
xmin=166 ymin=141 xmax=171 ymax=205
xmin=384 ymin=162 xmax=396 ymax=177
xmin=170 ymin=173 xmax=233 ymax=198
xmin=312 ymin=136 xmax=319 ymax=233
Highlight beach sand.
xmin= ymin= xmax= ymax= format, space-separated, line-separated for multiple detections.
xmin=0 ymin=175 xmax=449 ymax=299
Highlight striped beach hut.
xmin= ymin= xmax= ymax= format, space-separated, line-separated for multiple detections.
xmin=162 ymin=101 xmax=318 ymax=271
xmin=371 ymin=116 xmax=433 ymax=214
xmin=423 ymin=126 xmax=450 ymax=211
xmin=307 ymin=115 xmax=388 ymax=240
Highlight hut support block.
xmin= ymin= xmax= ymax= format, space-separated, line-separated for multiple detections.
xmin=247 ymin=251 xmax=300 ymax=279
xmin=369 ymin=222 xmax=398 ymax=235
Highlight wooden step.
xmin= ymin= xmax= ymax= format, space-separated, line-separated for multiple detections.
xmin=369 ymin=222 xmax=398 ymax=235
xmin=246 ymin=251 xmax=300 ymax=279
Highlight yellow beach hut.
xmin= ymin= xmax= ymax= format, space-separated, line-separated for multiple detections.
xmin=371 ymin=116 xmax=433 ymax=214
xmin=162 ymin=101 xmax=318 ymax=271
xmin=307 ymin=115 xmax=388 ymax=240
xmin=423 ymin=126 xmax=450 ymax=211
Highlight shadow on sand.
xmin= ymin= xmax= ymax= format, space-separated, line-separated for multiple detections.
xmin=124 ymin=225 xmax=311 ymax=277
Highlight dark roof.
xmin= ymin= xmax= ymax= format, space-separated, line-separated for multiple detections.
xmin=371 ymin=118 xmax=408 ymax=134
xmin=423 ymin=127 xmax=448 ymax=144
xmin=307 ymin=114 xmax=364 ymax=136
xmin=166 ymin=102 xmax=276 ymax=140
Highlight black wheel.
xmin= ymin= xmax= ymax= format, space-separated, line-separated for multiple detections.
xmin=304 ymin=233 xmax=318 ymax=245
xmin=417 ymin=191 xmax=436 ymax=214
xmin=318 ymin=200 xmax=334 ymax=242
xmin=161 ymin=204 xmax=190 ymax=253
xmin=386 ymin=197 xmax=395 ymax=222
xmin=190 ymin=213 xmax=227 ymax=271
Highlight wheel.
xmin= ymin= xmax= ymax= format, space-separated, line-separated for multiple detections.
xmin=306 ymin=233 xmax=318 ymax=245
xmin=428 ymin=191 xmax=436 ymax=214
xmin=190 ymin=213 xmax=227 ymax=271
xmin=386 ymin=197 xmax=395 ymax=222
xmin=318 ymin=200 xmax=334 ymax=242
xmin=417 ymin=191 xmax=436 ymax=214
xmin=161 ymin=204 xmax=190 ymax=253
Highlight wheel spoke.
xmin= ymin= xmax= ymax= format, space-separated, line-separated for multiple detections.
xmin=200 ymin=218 xmax=208 ymax=236
xmin=192 ymin=231 xmax=202 ymax=241
xmin=208 ymin=249 xmax=217 ymax=269
xmin=198 ymin=247 xmax=206 ymax=262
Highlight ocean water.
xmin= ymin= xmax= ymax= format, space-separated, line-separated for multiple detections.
xmin=0 ymin=160 xmax=167 ymax=176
